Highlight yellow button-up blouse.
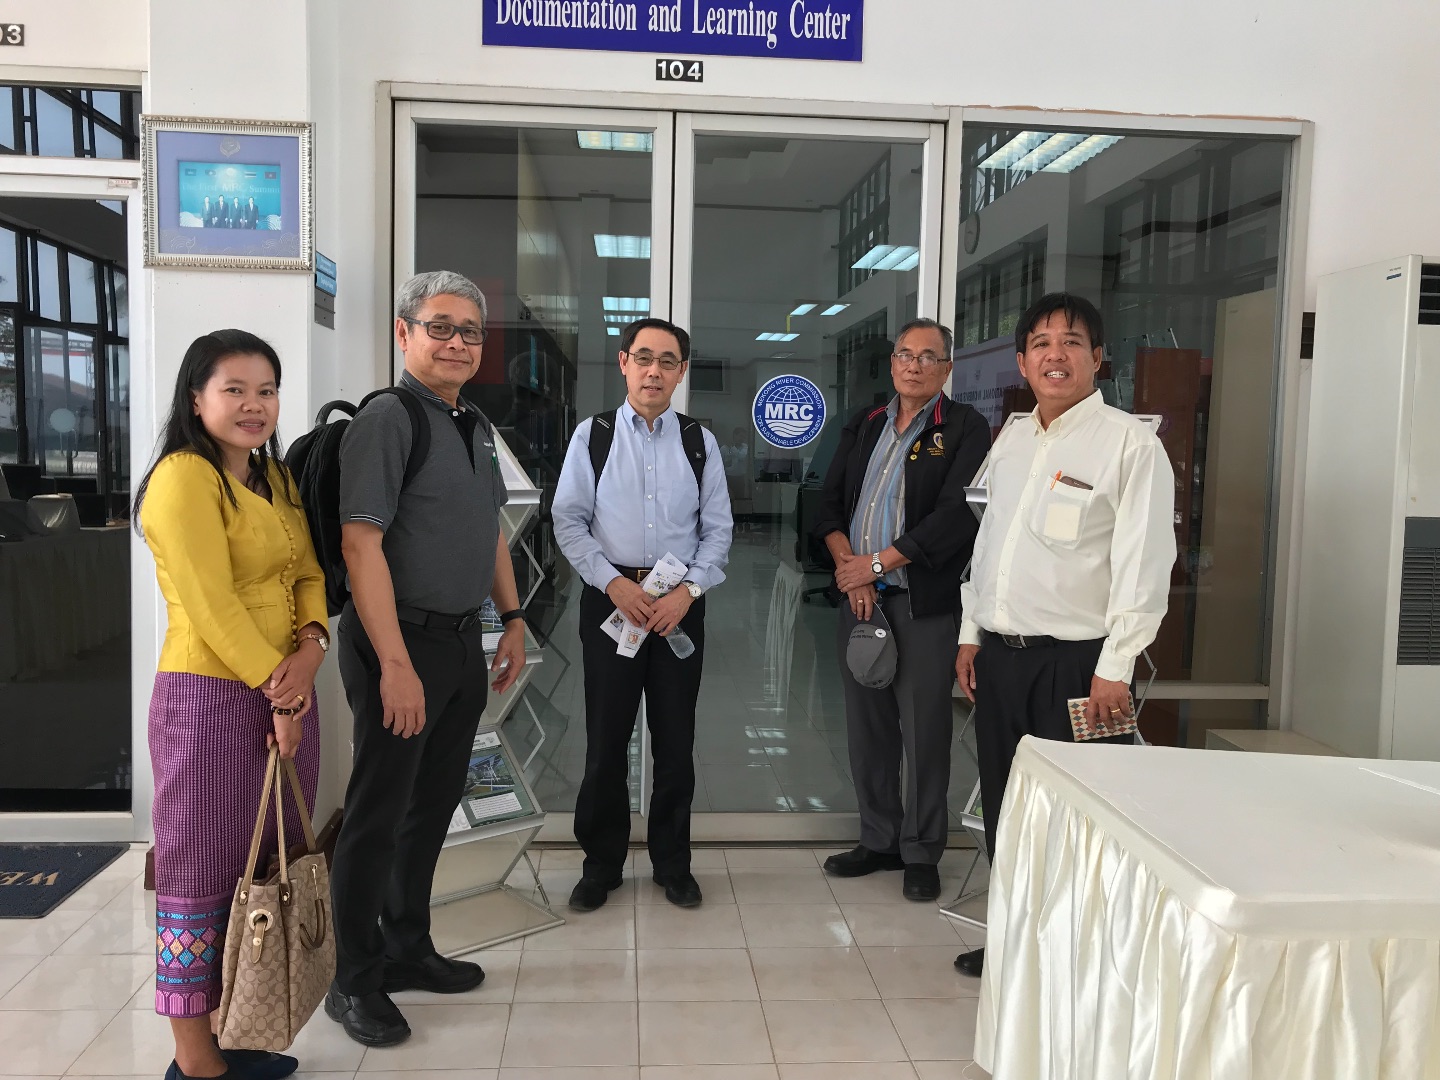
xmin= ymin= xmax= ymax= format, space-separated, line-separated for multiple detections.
xmin=141 ymin=451 xmax=329 ymax=689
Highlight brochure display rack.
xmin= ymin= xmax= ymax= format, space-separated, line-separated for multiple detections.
xmin=427 ymin=431 xmax=563 ymax=954
xmin=430 ymin=724 xmax=562 ymax=954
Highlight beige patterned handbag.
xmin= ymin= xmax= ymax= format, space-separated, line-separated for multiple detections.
xmin=216 ymin=747 xmax=335 ymax=1052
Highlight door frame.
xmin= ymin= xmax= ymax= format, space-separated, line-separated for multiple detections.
xmin=391 ymin=102 xmax=951 ymax=842
xmin=0 ymin=157 xmax=151 ymax=842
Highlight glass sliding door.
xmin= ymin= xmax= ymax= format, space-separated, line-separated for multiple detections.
xmin=0 ymin=195 xmax=135 ymax=815
xmin=671 ymin=115 xmax=956 ymax=837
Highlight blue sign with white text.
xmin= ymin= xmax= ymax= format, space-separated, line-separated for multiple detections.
xmin=484 ymin=1 xmax=863 ymax=62
xmin=754 ymin=375 xmax=827 ymax=449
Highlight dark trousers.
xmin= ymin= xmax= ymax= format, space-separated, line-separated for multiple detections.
xmin=329 ymin=602 xmax=490 ymax=995
xmin=974 ymin=635 xmax=1132 ymax=861
xmin=575 ymin=583 xmax=705 ymax=881
xmin=837 ymin=592 xmax=958 ymax=865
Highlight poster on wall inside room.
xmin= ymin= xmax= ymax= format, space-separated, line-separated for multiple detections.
xmin=142 ymin=116 xmax=313 ymax=270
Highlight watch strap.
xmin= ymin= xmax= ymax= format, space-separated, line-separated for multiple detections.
xmin=499 ymin=609 xmax=526 ymax=625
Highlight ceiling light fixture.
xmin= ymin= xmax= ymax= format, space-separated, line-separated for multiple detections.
xmin=603 ymin=296 xmax=650 ymax=312
xmin=789 ymin=303 xmax=817 ymax=316
xmin=821 ymin=304 xmax=850 ymax=316
xmin=852 ymin=244 xmax=920 ymax=272
xmin=577 ymin=130 xmax=653 ymax=153
xmin=594 ymin=234 xmax=651 ymax=259
xmin=1042 ymin=134 xmax=1124 ymax=173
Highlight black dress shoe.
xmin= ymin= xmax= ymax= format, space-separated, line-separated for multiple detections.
xmin=823 ymin=845 xmax=905 ymax=877
xmin=653 ymin=871 xmax=702 ymax=908
xmin=383 ymin=951 xmax=486 ymax=994
xmin=324 ymin=984 xmax=411 ymax=1047
xmin=954 ymin=947 xmax=985 ymax=977
xmin=902 ymin=863 xmax=941 ymax=901
xmin=569 ymin=874 xmax=624 ymax=912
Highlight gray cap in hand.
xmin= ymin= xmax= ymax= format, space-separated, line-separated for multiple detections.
xmin=847 ymin=602 xmax=898 ymax=689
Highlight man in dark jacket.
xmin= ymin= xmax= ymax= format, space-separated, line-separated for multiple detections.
xmin=814 ymin=318 xmax=990 ymax=901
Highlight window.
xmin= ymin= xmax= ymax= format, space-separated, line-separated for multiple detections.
xmin=953 ymin=122 xmax=1291 ymax=745
xmin=0 ymin=201 xmax=130 ymax=498
xmin=0 ymin=85 xmax=140 ymax=160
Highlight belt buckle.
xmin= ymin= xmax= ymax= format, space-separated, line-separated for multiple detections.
xmin=457 ymin=611 xmax=479 ymax=632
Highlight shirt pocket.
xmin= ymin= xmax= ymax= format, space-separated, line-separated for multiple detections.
xmin=1036 ymin=484 xmax=1094 ymax=548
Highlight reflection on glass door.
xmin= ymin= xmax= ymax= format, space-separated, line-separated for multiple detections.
xmin=675 ymin=118 xmax=967 ymax=824
xmin=407 ymin=109 xmax=666 ymax=814
xmin=0 ymin=197 xmax=132 ymax=811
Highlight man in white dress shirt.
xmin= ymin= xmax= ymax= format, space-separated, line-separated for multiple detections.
xmin=952 ymin=292 xmax=1175 ymax=978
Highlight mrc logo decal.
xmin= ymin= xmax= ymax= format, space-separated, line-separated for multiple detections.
xmin=753 ymin=374 xmax=826 ymax=449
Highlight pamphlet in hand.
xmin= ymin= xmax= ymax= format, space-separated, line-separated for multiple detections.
xmin=601 ymin=551 xmax=689 ymax=658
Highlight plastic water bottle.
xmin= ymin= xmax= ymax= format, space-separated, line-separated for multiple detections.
xmin=665 ymin=627 xmax=696 ymax=658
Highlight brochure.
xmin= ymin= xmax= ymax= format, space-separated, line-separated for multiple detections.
xmin=600 ymin=551 xmax=689 ymax=658
xmin=447 ymin=729 xmax=537 ymax=831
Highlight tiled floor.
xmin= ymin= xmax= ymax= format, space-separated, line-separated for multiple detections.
xmin=0 ymin=844 xmax=991 ymax=1079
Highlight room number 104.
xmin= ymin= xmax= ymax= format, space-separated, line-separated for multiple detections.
xmin=656 ymin=59 xmax=704 ymax=82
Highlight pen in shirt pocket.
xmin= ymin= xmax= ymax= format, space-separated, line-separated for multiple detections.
xmin=1049 ymin=471 xmax=1094 ymax=491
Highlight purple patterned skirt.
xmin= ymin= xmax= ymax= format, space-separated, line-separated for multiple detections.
xmin=149 ymin=671 xmax=320 ymax=1018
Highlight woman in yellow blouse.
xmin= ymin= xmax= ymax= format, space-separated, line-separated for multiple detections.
xmin=135 ymin=330 xmax=328 ymax=1080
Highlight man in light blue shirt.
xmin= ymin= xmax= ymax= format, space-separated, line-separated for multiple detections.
xmin=553 ymin=317 xmax=732 ymax=912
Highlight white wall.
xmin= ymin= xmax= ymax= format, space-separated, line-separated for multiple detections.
xmin=320 ymin=0 xmax=1440 ymax=395
xmin=0 ymin=0 xmax=146 ymax=75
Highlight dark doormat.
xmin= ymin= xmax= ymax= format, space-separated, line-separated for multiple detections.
xmin=0 ymin=843 xmax=128 ymax=918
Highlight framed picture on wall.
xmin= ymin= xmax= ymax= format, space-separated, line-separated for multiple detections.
xmin=141 ymin=115 xmax=313 ymax=270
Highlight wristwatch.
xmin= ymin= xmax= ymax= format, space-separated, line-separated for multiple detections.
xmin=682 ymin=581 xmax=704 ymax=600
xmin=298 ymin=631 xmax=330 ymax=653
xmin=870 ymin=553 xmax=884 ymax=577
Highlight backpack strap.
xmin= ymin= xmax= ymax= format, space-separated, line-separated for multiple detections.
xmin=675 ymin=412 xmax=708 ymax=491
xmin=589 ymin=409 xmax=618 ymax=492
xmin=358 ymin=385 xmax=431 ymax=489
xmin=588 ymin=409 xmax=707 ymax=492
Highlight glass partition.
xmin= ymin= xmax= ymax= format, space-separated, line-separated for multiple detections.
xmin=953 ymin=123 xmax=1289 ymax=746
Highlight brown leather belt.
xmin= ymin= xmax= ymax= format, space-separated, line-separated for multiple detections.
xmin=614 ymin=565 xmax=653 ymax=583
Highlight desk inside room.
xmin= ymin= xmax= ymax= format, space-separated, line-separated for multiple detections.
xmin=977 ymin=738 xmax=1440 ymax=1080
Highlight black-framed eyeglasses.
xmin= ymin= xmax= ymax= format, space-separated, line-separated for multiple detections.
xmin=624 ymin=349 xmax=684 ymax=371
xmin=892 ymin=349 xmax=950 ymax=369
xmin=403 ymin=317 xmax=487 ymax=346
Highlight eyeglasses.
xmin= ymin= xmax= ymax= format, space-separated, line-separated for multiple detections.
xmin=403 ymin=317 xmax=487 ymax=346
xmin=892 ymin=350 xmax=950 ymax=369
xmin=625 ymin=350 xmax=684 ymax=371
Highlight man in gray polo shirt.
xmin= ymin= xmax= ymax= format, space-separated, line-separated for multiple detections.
xmin=325 ymin=270 xmax=527 ymax=1048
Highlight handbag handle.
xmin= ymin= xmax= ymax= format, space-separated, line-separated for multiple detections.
xmin=238 ymin=748 xmax=319 ymax=902
xmin=239 ymin=749 xmax=281 ymax=902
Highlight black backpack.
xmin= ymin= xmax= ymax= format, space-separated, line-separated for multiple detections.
xmin=588 ymin=409 xmax=707 ymax=491
xmin=285 ymin=387 xmax=431 ymax=616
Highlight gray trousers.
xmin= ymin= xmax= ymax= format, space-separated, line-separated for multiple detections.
xmin=837 ymin=591 xmax=958 ymax=865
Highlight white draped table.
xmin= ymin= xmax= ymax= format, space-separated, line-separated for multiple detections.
xmin=977 ymin=737 xmax=1440 ymax=1080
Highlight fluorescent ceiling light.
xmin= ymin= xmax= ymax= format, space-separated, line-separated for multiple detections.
xmin=979 ymin=131 xmax=1054 ymax=170
xmin=789 ymin=303 xmax=817 ymax=316
xmin=821 ymin=303 xmax=850 ymax=316
xmin=1043 ymin=134 xmax=1124 ymax=173
xmin=606 ymin=326 xmax=620 ymax=336
xmin=577 ymin=130 xmax=653 ymax=153
xmin=756 ymin=332 xmax=799 ymax=342
xmin=852 ymin=244 xmax=919 ymax=272
xmin=604 ymin=315 xmax=636 ymax=323
xmin=603 ymin=296 xmax=650 ymax=312
xmin=1010 ymin=132 xmax=1085 ymax=173
xmin=980 ymin=130 xmax=1123 ymax=174
xmin=594 ymin=234 xmax=651 ymax=259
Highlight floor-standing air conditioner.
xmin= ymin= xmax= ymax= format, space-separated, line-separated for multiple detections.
xmin=1293 ymin=255 xmax=1440 ymax=760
